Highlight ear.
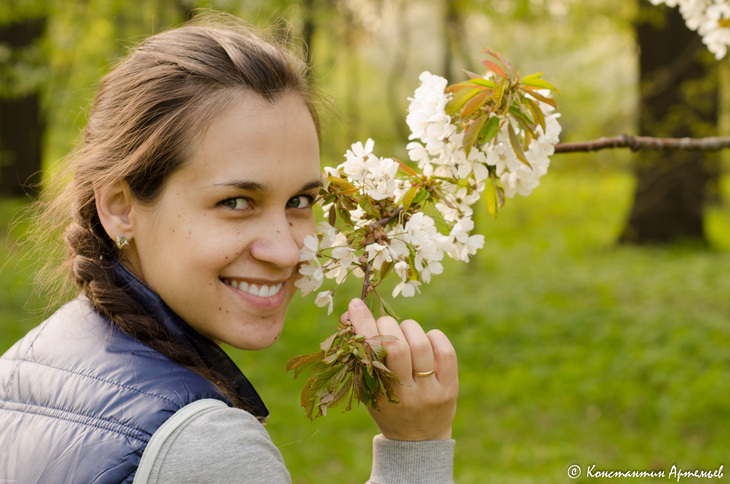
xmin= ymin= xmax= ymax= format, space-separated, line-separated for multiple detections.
xmin=95 ymin=180 xmax=135 ymax=244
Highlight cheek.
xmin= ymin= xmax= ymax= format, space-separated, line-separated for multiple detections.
xmin=291 ymin=217 xmax=317 ymax=247
xmin=188 ymin=228 xmax=248 ymax=270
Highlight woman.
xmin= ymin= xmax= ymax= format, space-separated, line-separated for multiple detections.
xmin=0 ymin=13 xmax=458 ymax=483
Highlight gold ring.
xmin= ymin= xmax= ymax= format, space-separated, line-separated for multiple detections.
xmin=412 ymin=369 xmax=435 ymax=377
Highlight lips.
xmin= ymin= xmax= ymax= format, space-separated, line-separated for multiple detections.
xmin=220 ymin=278 xmax=284 ymax=298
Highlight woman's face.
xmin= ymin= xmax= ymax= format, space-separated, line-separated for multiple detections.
xmin=127 ymin=93 xmax=321 ymax=350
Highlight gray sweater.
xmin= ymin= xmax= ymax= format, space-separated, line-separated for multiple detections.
xmin=133 ymin=399 xmax=454 ymax=483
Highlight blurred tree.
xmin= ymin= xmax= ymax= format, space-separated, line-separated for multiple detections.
xmin=0 ymin=8 xmax=46 ymax=197
xmin=620 ymin=2 xmax=719 ymax=244
xmin=442 ymin=0 xmax=469 ymax=84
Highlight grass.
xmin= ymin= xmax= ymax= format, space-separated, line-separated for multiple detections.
xmin=2 ymin=168 xmax=730 ymax=483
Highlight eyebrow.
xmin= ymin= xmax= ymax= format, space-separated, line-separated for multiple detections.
xmin=212 ymin=178 xmax=323 ymax=193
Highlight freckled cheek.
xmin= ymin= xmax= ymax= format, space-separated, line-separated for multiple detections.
xmin=291 ymin=219 xmax=317 ymax=248
xmin=192 ymin=231 xmax=252 ymax=272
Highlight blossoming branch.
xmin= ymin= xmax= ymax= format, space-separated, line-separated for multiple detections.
xmin=287 ymin=49 xmax=561 ymax=419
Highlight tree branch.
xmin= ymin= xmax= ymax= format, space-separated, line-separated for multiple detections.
xmin=554 ymin=134 xmax=730 ymax=153
xmin=370 ymin=206 xmax=403 ymax=229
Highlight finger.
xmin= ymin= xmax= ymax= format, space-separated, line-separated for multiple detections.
xmin=427 ymin=329 xmax=458 ymax=387
xmin=346 ymin=298 xmax=378 ymax=339
xmin=372 ymin=316 xmax=410 ymax=376
xmin=400 ymin=319 xmax=436 ymax=379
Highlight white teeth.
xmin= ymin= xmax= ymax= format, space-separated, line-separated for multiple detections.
xmin=223 ymin=279 xmax=283 ymax=298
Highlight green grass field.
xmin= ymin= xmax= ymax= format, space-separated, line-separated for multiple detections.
xmin=2 ymin=169 xmax=729 ymax=483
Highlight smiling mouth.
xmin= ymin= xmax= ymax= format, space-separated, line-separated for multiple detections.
xmin=221 ymin=278 xmax=284 ymax=298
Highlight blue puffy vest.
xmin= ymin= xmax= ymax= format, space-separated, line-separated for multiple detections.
xmin=0 ymin=261 xmax=268 ymax=483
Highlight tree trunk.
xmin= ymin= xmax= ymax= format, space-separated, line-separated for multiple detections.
xmin=301 ymin=0 xmax=316 ymax=69
xmin=0 ymin=18 xmax=46 ymax=197
xmin=620 ymin=3 xmax=719 ymax=244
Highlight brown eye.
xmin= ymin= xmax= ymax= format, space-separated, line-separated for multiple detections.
xmin=220 ymin=197 xmax=252 ymax=210
xmin=286 ymin=195 xmax=314 ymax=209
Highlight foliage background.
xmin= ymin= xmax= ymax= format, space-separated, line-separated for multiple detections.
xmin=2 ymin=0 xmax=730 ymax=482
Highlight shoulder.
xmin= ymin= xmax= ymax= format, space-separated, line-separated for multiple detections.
xmin=135 ymin=399 xmax=291 ymax=484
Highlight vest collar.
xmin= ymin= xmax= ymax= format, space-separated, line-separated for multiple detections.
xmin=111 ymin=260 xmax=269 ymax=420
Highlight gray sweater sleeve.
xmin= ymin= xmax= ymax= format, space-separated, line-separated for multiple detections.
xmin=135 ymin=399 xmax=454 ymax=484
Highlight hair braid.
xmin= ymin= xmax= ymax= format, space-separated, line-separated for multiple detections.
xmin=63 ymin=219 xmax=247 ymax=408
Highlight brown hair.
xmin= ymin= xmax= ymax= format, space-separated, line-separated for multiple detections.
xmin=31 ymin=13 xmax=320 ymax=408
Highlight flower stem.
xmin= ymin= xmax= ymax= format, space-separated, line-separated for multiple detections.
xmin=361 ymin=260 xmax=373 ymax=301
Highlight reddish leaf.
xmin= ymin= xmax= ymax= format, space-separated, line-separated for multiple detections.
xmin=396 ymin=158 xmax=418 ymax=177
xmin=461 ymin=90 xmax=489 ymax=120
xmin=483 ymin=59 xmax=507 ymax=78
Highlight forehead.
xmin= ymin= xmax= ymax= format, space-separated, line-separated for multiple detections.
xmin=173 ymin=92 xmax=321 ymax=188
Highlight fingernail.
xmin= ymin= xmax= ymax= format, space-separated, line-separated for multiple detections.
xmin=350 ymin=298 xmax=366 ymax=308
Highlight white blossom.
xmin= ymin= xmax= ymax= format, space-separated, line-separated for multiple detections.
xmin=296 ymin=261 xmax=324 ymax=295
xmin=394 ymin=261 xmax=410 ymax=282
xmin=299 ymin=235 xmax=319 ymax=262
xmin=392 ymin=279 xmax=422 ymax=298
xmin=315 ymin=290 xmax=334 ymax=314
xmin=651 ymin=0 xmax=730 ymax=59
xmin=365 ymin=243 xmax=392 ymax=268
xmin=318 ymin=222 xmax=338 ymax=250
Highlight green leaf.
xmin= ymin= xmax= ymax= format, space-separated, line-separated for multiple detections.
xmin=478 ymin=116 xmax=501 ymax=145
xmin=411 ymin=189 xmax=430 ymax=205
xmin=468 ymin=77 xmax=497 ymax=88
xmin=445 ymin=84 xmax=481 ymax=116
xmin=336 ymin=205 xmax=352 ymax=225
xmin=486 ymin=176 xmax=499 ymax=218
xmin=290 ymin=321 xmax=400 ymax=420
xmin=508 ymin=105 xmax=537 ymax=140
xmin=358 ymin=196 xmax=381 ymax=218
xmin=286 ymin=350 xmax=325 ymax=378
xmin=521 ymin=73 xmax=560 ymax=94
xmin=402 ymin=185 xmax=419 ymax=210
xmin=327 ymin=176 xmax=355 ymax=191
xmin=380 ymin=297 xmax=401 ymax=320
xmin=492 ymin=82 xmax=504 ymax=107
xmin=320 ymin=332 xmax=338 ymax=352
xmin=518 ymin=86 xmax=557 ymax=109
xmin=507 ymin=123 xmax=531 ymax=168
xmin=525 ymin=97 xmax=546 ymax=133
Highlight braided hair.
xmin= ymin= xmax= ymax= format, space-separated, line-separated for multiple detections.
xmin=31 ymin=13 xmax=320 ymax=408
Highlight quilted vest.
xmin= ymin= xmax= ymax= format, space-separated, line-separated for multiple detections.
xmin=0 ymin=261 xmax=268 ymax=483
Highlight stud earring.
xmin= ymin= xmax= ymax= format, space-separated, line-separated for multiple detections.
xmin=115 ymin=235 xmax=130 ymax=249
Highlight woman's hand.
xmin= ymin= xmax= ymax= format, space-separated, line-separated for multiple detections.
xmin=341 ymin=298 xmax=458 ymax=441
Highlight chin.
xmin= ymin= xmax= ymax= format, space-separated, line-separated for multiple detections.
xmin=227 ymin=321 xmax=286 ymax=351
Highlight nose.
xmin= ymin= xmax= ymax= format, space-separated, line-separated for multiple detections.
xmin=249 ymin=215 xmax=302 ymax=269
